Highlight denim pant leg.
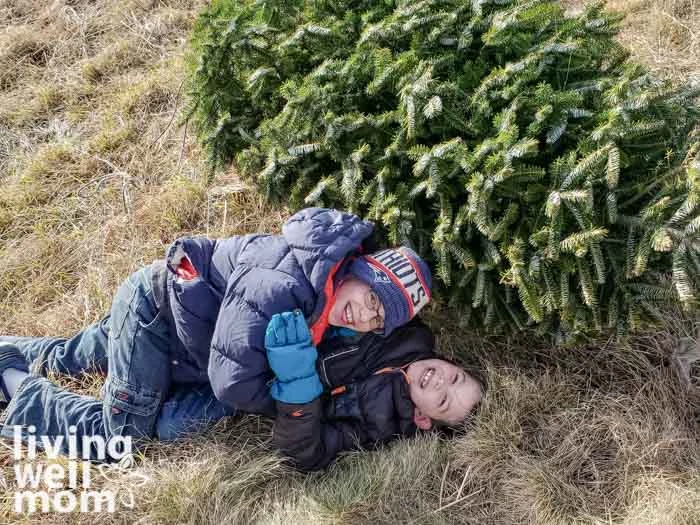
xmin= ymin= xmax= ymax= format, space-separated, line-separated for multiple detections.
xmin=155 ymin=383 xmax=236 ymax=441
xmin=0 ymin=316 xmax=110 ymax=376
xmin=0 ymin=266 xmax=172 ymax=461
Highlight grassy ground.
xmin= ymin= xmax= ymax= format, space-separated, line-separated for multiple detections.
xmin=0 ymin=0 xmax=698 ymax=523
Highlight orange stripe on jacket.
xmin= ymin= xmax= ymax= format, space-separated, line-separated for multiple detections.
xmin=330 ymin=385 xmax=347 ymax=396
xmin=374 ymin=365 xmax=411 ymax=384
xmin=309 ymin=259 xmax=344 ymax=346
xmin=332 ymin=365 xmax=411 ymax=400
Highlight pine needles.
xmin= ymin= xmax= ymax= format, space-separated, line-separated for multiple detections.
xmin=186 ymin=0 xmax=700 ymax=341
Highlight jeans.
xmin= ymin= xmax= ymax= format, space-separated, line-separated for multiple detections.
xmin=0 ymin=265 xmax=235 ymax=460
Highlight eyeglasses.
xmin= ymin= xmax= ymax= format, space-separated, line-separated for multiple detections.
xmin=365 ymin=290 xmax=385 ymax=333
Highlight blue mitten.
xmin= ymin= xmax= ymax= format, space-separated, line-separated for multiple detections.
xmin=265 ymin=311 xmax=323 ymax=404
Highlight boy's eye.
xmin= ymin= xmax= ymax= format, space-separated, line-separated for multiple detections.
xmin=440 ymin=396 xmax=447 ymax=408
xmin=367 ymin=291 xmax=378 ymax=308
xmin=451 ymin=374 xmax=458 ymax=385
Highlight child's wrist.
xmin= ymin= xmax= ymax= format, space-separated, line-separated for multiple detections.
xmin=270 ymin=373 xmax=323 ymax=404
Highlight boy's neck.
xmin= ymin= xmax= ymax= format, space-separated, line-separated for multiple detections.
xmin=330 ymin=326 xmax=358 ymax=338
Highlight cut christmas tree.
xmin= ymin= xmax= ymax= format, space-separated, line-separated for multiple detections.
xmin=186 ymin=0 xmax=700 ymax=341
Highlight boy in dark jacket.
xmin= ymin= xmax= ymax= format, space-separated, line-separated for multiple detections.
xmin=0 ymin=208 xmax=438 ymax=462
xmin=267 ymin=313 xmax=482 ymax=471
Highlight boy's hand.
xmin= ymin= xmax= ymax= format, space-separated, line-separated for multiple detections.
xmin=265 ymin=310 xmax=311 ymax=348
xmin=265 ymin=312 xmax=322 ymax=404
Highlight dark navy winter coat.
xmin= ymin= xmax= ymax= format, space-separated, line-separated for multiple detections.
xmin=156 ymin=208 xmax=374 ymax=416
xmin=274 ymin=318 xmax=436 ymax=471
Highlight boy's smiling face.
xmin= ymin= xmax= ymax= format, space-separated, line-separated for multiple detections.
xmin=406 ymin=358 xmax=482 ymax=429
xmin=328 ymin=277 xmax=385 ymax=333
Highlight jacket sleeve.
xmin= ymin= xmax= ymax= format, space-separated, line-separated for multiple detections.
xmin=208 ymin=266 xmax=313 ymax=416
xmin=272 ymin=398 xmax=367 ymax=472
xmin=272 ymin=373 xmax=416 ymax=471
xmin=167 ymin=234 xmax=261 ymax=290
xmin=166 ymin=237 xmax=218 ymax=280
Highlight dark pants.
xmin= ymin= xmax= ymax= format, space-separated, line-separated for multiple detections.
xmin=0 ymin=266 xmax=234 ymax=460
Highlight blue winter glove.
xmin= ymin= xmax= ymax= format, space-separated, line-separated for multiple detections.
xmin=265 ymin=311 xmax=317 ymax=382
xmin=265 ymin=311 xmax=323 ymax=404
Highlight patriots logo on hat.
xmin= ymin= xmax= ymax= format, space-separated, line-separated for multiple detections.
xmin=370 ymin=265 xmax=392 ymax=283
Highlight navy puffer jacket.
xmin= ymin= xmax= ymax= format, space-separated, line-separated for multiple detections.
xmin=158 ymin=208 xmax=374 ymax=415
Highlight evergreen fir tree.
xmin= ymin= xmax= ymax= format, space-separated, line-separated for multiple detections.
xmin=186 ymin=0 xmax=700 ymax=341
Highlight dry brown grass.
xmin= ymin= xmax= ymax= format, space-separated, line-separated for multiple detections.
xmin=0 ymin=0 xmax=699 ymax=524
xmin=3 ymin=314 xmax=696 ymax=525
xmin=0 ymin=0 xmax=280 ymax=337
xmin=564 ymin=0 xmax=700 ymax=83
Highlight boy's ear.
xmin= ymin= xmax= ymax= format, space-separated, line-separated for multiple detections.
xmin=413 ymin=408 xmax=432 ymax=430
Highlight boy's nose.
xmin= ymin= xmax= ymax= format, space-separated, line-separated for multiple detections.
xmin=358 ymin=306 xmax=373 ymax=322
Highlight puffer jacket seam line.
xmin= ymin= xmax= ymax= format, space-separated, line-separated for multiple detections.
xmin=270 ymin=247 xmax=295 ymax=276
xmin=210 ymin=342 xmax=266 ymax=360
xmin=235 ymin=235 xmax=260 ymax=263
xmin=286 ymin=239 xmax=354 ymax=257
xmin=226 ymin=288 xmax=270 ymax=321
xmin=287 ymin=208 xmax=325 ymax=225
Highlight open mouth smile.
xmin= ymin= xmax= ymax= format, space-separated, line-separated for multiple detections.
xmin=420 ymin=367 xmax=435 ymax=389
xmin=343 ymin=303 xmax=354 ymax=325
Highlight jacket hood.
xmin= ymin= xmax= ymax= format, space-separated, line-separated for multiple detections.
xmin=282 ymin=208 xmax=374 ymax=308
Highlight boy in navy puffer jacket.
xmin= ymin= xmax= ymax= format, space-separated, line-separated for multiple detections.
xmin=0 ymin=208 xmax=446 ymax=462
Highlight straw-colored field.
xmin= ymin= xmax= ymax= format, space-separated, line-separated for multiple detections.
xmin=1 ymin=1 xmax=698 ymax=523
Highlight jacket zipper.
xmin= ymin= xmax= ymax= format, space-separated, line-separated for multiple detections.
xmin=320 ymin=346 xmax=360 ymax=386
